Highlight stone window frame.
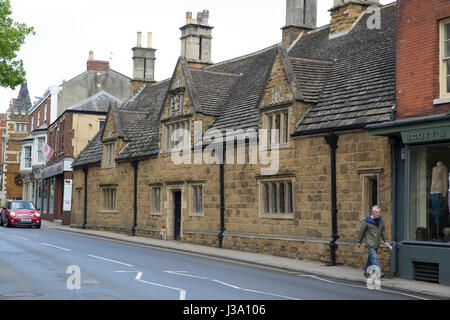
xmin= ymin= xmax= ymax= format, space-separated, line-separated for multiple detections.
xmin=189 ymin=183 xmax=204 ymax=217
xmin=100 ymin=184 xmax=118 ymax=213
xmin=149 ymin=183 xmax=162 ymax=216
xmin=440 ymin=17 xmax=450 ymax=99
xmin=162 ymin=119 xmax=191 ymax=153
xmin=102 ymin=141 xmax=116 ymax=169
xmin=257 ymin=174 xmax=296 ymax=220
xmin=261 ymin=106 xmax=291 ymax=149
xmin=358 ymin=168 xmax=384 ymax=221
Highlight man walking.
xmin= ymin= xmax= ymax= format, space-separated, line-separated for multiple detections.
xmin=357 ymin=205 xmax=390 ymax=278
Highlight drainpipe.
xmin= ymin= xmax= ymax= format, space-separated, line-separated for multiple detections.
xmin=131 ymin=160 xmax=138 ymax=236
xmin=82 ymin=166 xmax=88 ymax=229
xmin=219 ymin=160 xmax=225 ymax=248
xmin=325 ymin=131 xmax=339 ymax=266
xmin=389 ymin=137 xmax=399 ymax=275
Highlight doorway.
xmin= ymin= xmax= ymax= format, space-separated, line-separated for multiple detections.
xmin=173 ymin=191 xmax=182 ymax=240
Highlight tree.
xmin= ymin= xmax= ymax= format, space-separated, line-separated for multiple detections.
xmin=0 ymin=0 xmax=34 ymax=89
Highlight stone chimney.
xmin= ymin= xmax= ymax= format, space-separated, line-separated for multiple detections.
xmin=131 ymin=32 xmax=157 ymax=95
xmin=87 ymin=50 xmax=110 ymax=72
xmin=282 ymin=0 xmax=317 ymax=47
xmin=329 ymin=0 xmax=380 ymax=36
xmin=180 ymin=10 xmax=213 ymax=68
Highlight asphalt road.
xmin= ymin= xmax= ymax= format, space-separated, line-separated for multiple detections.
xmin=0 ymin=226 xmax=435 ymax=301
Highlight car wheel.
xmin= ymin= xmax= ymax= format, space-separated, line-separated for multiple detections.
xmin=0 ymin=215 xmax=3 ymax=226
xmin=4 ymin=217 xmax=9 ymax=228
xmin=35 ymin=224 xmax=41 ymax=229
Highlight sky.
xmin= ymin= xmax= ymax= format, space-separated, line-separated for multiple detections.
xmin=0 ymin=0 xmax=393 ymax=113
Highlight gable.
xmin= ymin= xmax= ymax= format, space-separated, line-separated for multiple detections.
xmin=102 ymin=108 xmax=118 ymax=142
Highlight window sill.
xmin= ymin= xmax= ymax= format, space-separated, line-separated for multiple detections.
xmin=150 ymin=211 xmax=162 ymax=216
xmin=189 ymin=212 xmax=204 ymax=217
xmin=433 ymin=97 xmax=450 ymax=105
xmin=259 ymin=213 xmax=294 ymax=220
xmin=101 ymin=210 xmax=118 ymax=214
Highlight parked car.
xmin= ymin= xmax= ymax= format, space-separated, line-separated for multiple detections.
xmin=0 ymin=200 xmax=41 ymax=228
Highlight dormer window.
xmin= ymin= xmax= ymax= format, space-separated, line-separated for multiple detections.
xmin=103 ymin=142 xmax=115 ymax=168
xmin=164 ymin=120 xmax=191 ymax=152
xmin=264 ymin=109 xmax=289 ymax=146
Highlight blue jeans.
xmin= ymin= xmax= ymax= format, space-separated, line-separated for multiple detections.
xmin=431 ymin=193 xmax=442 ymax=234
xmin=364 ymin=248 xmax=380 ymax=276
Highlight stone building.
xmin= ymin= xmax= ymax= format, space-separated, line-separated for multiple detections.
xmin=1 ymin=83 xmax=32 ymax=203
xmin=71 ymin=0 xmax=396 ymax=273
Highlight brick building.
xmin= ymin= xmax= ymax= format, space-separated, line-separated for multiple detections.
xmin=20 ymin=53 xmax=132 ymax=222
xmin=1 ymin=83 xmax=32 ymax=204
xmin=369 ymin=0 xmax=450 ymax=285
xmin=71 ymin=0 xmax=398 ymax=276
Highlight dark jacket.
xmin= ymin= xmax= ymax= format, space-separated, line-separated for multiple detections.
xmin=357 ymin=216 xmax=389 ymax=249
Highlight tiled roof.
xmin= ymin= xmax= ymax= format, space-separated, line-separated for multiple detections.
xmin=203 ymin=46 xmax=278 ymax=138
xmin=67 ymin=91 xmax=122 ymax=113
xmin=290 ymin=4 xmax=397 ymax=135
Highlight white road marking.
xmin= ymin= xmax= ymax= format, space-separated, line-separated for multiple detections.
xmin=298 ymin=275 xmax=429 ymax=300
xmin=115 ymin=271 xmax=143 ymax=280
xmin=9 ymin=234 xmax=29 ymax=241
xmin=41 ymin=243 xmax=71 ymax=251
xmin=138 ymin=279 xmax=186 ymax=300
xmin=212 ymin=279 xmax=301 ymax=300
xmin=87 ymin=254 xmax=134 ymax=267
xmin=164 ymin=270 xmax=210 ymax=280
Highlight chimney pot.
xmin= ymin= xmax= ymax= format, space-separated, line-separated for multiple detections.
xmin=137 ymin=32 xmax=142 ymax=47
xmin=147 ymin=32 xmax=153 ymax=48
xmin=186 ymin=12 xmax=192 ymax=24
xmin=89 ymin=50 xmax=94 ymax=60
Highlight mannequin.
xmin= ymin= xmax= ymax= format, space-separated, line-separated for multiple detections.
xmin=431 ymin=161 xmax=448 ymax=238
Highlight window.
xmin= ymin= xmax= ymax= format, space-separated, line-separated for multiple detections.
xmin=150 ymin=186 xmax=161 ymax=214
xmin=440 ymin=19 xmax=450 ymax=97
xmin=103 ymin=143 xmax=115 ymax=168
xmin=260 ymin=180 xmax=294 ymax=216
xmin=37 ymin=137 xmax=45 ymax=163
xmin=102 ymin=187 xmax=117 ymax=212
xmin=191 ymin=185 xmax=203 ymax=214
xmin=24 ymin=146 xmax=32 ymax=168
xmin=265 ymin=110 xmax=289 ymax=145
xmin=98 ymin=119 xmax=106 ymax=131
xmin=163 ymin=120 xmax=191 ymax=151
xmin=408 ymin=146 xmax=450 ymax=242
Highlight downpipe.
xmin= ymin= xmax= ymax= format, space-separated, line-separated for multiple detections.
xmin=82 ymin=166 xmax=88 ymax=229
xmin=325 ymin=131 xmax=339 ymax=266
xmin=131 ymin=160 xmax=139 ymax=236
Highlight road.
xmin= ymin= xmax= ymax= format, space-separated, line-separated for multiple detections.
xmin=0 ymin=225 xmax=435 ymax=301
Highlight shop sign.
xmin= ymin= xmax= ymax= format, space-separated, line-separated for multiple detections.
xmin=401 ymin=126 xmax=450 ymax=144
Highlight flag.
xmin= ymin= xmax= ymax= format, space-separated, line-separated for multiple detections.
xmin=43 ymin=143 xmax=54 ymax=162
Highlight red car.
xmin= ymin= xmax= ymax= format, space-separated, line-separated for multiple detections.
xmin=1 ymin=200 xmax=41 ymax=229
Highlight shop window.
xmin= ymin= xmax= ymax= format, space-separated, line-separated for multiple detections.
xmin=408 ymin=146 xmax=450 ymax=242
xmin=150 ymin=186 xmax=162 ymax=214
xmin=101 ymin=187 xmax=117 ymax=212
xmin=260 ymin=179 xmax=294 ymax=217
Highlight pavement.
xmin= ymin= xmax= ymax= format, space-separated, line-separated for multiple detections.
xmin=41 ymin=220 xmax=450 ymax=300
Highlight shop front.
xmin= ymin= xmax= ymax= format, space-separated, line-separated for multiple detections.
xmin=40 ymin=158 xmax=73 ymax=224
xmin=369 ymin=116 xmax=450 ymax=285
